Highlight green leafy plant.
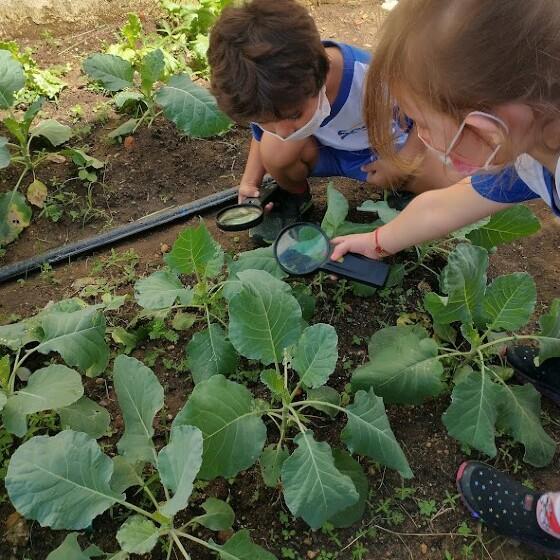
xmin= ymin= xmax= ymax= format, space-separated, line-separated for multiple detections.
xmin=6 ymin=354 xmax=274 ymax=560
xmin=159 ymin=0 xmax=232 ymax=76
xmin=352 ymin=243 xmax=559 ymax=467
xmin=0 ymin=40 xmax=68 ymax=100
xmin=0 ymin=299 xmax=110 ymax=439
xmin=0 ymin=51 xmax=76 ymax=245
xmin=131 ymin=221 xmax=411 ymax=529
xmin=83 ymin=45 xmax=231 ymax=138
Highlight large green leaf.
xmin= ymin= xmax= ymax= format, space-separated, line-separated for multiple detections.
xmin=228 ymin=270 xmax=302 ymax=365
xmin=259 ymin=445 xmax=289 ymax=488
xmin=228 ymin=246 xmax=288 ymax=280
xmin=442 ymin=372 xmax=504 ymax=457
xmin=341 ymin=389 xmax=412 ymax=478
xmin=321 ymin=183 xmax=348 ymax=237
xmin=0 ymin=136 xmax=10 ymax=168
xmin=113 ymin=355 xmax=164 ymax=464
xmin=329 ymin=450 xmax=369 ymax=528
xmin=82 ymin=54 xmax=134 ymax=91
xmin=134 ymin=269 xmax=193 ymax=310
xmin=481 ymin=273 xmax=536 ymax=331
xmin=466 ymin=206 xmax=540 ymax=249
xmin=0 ymin=190 xmax=32 ymax=245
xmin=424 ymin=244 xmax=488 ymax=326
xmin=110 ymin=456 xmax=142 ymax=494
xmin=46 ymin=533 xmax=90 ymax=560
xmin=497 ymin=384 xmax=555 ymax=467
xmin=352 ymin=326 xmax=444 ymax=404
xmin=38 ymin=305 xmax=108 ymax=376
xmin=116 ymin=515 xmax=159 ymax=554
xmin=155 ymin=73 xmax=231 ymax=137
xmin=58 ymin=396 xmax=110 ymax=439
xmin=5 ymin=430 xmax=121 ymax=529
xmin=158 ymin=425 xmax=203 ymax=516
xmin=0 ymin=50 xmax=25 ymax=109
xmin=3 ymin=365 xmax=83 ymax=437
xmin=186 ymin=323 xmax=238 ymax=384
xmin=140 ymin=49 xmax=165 ymax=92
xmin=281 ymin=431 xmax=359 ymax=529
xmin=217 ymin=530 xmax=277 ymax=560
xmin=166 ymin=220 xmax=224 ymax=277
xmin=173 ymin=375 xmax=266 ymax=479
xmin=293 ymin=324 xmax=338 ymax=388
xmin=30 ymin=119 xmax=72 ymax=146
xmin=191 ymin=497 xmax=235 ymax=530
xmin=538 ymin=298 xmax=560 ymax=363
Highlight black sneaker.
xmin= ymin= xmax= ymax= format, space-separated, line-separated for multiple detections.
xmin=506 ymin=346 xmax=560 ymax=406
xmin=386 ymin=190 xmax=415 ymax=211
xmin=457 ymin=461 xmax=560 ymax=558
xmin=249 ymin=181 xmax=313 ymax=245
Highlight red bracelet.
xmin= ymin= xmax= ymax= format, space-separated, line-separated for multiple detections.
xmin=373 ymin=228 xmax=391 ymax=257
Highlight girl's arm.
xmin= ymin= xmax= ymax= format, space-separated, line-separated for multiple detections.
xmin=330 ymin=180 xmax=512 ymax=260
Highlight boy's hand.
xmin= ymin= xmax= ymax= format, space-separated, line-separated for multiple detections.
xmin=362 ymin=158 xmax=407 ymax=188
xmin=238 ymin=181 xmax=261 ymax=203
xmin=330 ymin=232 xmax=380 ymax=261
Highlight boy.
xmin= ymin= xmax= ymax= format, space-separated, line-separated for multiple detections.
xmin=208 ymin=0 xmax=428 ymax=244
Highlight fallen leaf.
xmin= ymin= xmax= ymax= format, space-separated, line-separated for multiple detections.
xmin=26 ymin=179 xmax=48 ymax=208
xmin=5 ymin=511 xmax=28 ymax=547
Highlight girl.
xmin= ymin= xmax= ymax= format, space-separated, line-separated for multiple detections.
xmin=329 ymin=0 xmax=560 ymax=555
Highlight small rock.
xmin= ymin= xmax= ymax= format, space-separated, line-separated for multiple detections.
xmin=123 ymin=136 xmax=135 ymax=150
xmin=160 ymin=243 xmax=170 ymax=254
xmin=95 ymin=378 xmax=105 ymax=385
xmin=420 ymin=543 xmax=428 ymax=555
xmin=426 ymin=442 xmax=432 ymax=448
xmin=303 ymin=537 xmax=313 ymax=546
xmin=307 ymin=551 xmax=318 ymax=559
xmin=167 ymin=414 xmax=173 ymax=421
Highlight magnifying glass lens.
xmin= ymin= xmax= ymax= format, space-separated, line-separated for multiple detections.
xmin=275 ymin=223 xmax=330 ymax=275
xmin=217 ymin=205 xmax=263 ymax=228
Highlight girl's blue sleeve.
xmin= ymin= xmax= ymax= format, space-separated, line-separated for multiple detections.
xmin=471 ymin=167 xmax=540 ymax=203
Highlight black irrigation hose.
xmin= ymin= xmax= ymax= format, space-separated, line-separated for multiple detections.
xmin=0 ymin=187 xmax=238 ymax=284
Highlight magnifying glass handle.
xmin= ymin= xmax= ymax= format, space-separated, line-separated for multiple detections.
xmin=321 ymin=253 xmax=390 ymax=288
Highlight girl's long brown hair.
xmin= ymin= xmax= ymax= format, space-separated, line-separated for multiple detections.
xmin=366 ymin=0 xmax=560 ymax=165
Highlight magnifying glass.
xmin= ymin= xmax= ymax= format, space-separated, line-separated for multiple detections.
xmin=216 ymin=180 xmax=278 ymax=231
xmin=273 ymin=222 xmax=390 ymax=287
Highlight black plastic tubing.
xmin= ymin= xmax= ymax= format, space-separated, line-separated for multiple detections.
xmin=0 ymin=187 xmax=238 ymax=284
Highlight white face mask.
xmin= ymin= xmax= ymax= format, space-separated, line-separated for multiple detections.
xmin=265 ymin=86 xmax=331 ymax=142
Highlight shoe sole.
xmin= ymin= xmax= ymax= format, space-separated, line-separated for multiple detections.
xmin=456 ymin=462 xmax=560 ymax=558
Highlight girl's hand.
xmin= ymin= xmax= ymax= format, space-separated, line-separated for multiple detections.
xmin=330 ymin=232 xmax=381 ymax=261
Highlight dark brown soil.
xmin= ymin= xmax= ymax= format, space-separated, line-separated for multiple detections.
xmin=0 ymin=3 xmax=559 ymax=560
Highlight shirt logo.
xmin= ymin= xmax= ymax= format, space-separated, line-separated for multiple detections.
xmin=338 ymin=125 xmax=367 ymax=140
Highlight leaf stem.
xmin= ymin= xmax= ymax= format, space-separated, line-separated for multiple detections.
xmin=174 ymin=530 xmax=224 ymax=556
xmin=170 ymin=530 xmax=192 ymax=559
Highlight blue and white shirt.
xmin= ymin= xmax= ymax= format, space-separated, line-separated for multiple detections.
xmin=250 ymin=41 xmax=408 ymax=152
xmin=472 ymin=155 xmax=560 ymax=217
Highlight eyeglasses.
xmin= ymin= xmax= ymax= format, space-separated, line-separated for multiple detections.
xmin=417 ymin=111 xmax=509 ymax=172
